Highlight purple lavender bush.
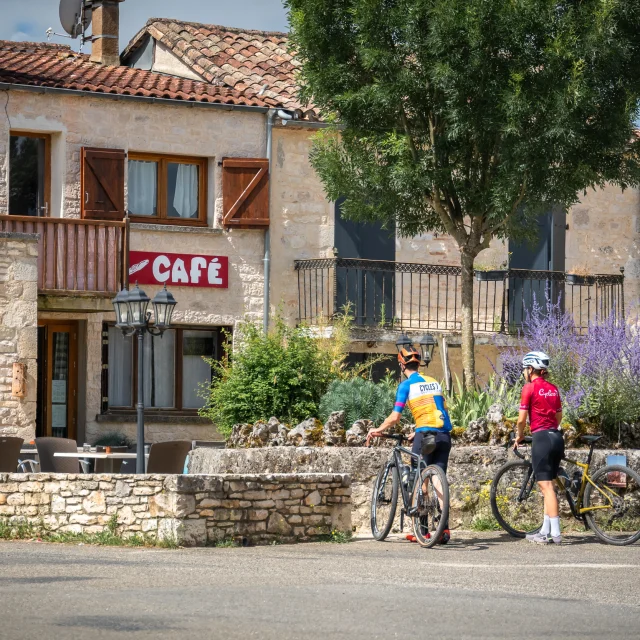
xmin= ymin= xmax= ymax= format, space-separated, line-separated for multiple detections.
xmin=495 ymin=296 xmax=640 ymax=438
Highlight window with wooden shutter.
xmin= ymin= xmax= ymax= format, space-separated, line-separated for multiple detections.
xmin=81 ymin=147 xmax=125 ymax=220
xmin=222 ymin=158 xmax=269 ymax=228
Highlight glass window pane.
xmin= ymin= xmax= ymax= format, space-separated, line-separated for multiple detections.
xmin=108 ymin=326 xmax=133 ymax=407
xmin=143 ymin=330 xmax=175 ymax=408
xmin=51 ymin=331 xmax=70 ymax=438
xmin=128 ymin=160 xmax=157 ymax=216
xmin=9 ymin=135 xmax=46 ymax=216
xmin=168 ymin=162 xmax=199 ymax=219
xmin=182 ymin=330 xmax=215 ymax=409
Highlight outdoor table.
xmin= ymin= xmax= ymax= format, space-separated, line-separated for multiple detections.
xmin=53 ymin=452 xmax=145 ymax=473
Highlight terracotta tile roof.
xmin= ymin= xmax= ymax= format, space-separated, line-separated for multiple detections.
xmin=122 ymin=18 xmax=317 ymax=119
xmin=0 ymin=40 xmax=270 ymax=107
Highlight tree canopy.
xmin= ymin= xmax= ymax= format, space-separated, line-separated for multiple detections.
xmin=286 ymin=0 xmax=640 ymax=385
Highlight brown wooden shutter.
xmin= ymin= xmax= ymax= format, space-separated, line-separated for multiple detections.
xmin=81 ymin=147 xmax=125 ymax=220
xmin=222 ymin=158 xmax=269 ymax=228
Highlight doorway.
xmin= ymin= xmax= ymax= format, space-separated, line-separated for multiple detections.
xmin=9 ymin=132 xmax=51 ymax=217
xmin=508 ymin=207 xmax=566 ymax=325
xmin=36 ymin=321 xmax=78 ymax=440
xmin=334 ymin=197 xmax=396 ymax=325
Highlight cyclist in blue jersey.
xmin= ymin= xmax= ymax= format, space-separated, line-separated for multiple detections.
xmin=366 ymin=345 xmax=453 ymax=543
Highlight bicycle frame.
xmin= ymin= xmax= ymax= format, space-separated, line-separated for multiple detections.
xmin=377 ymin=437 xmax=429 ymax=516
xmin=514 ymin=438 xmax=616 ymax=518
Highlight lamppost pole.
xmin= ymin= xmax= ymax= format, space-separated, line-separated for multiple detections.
xmin=136 ymin=328 xmax=145 ymax=474
xmin=112 ymin=283 xmax=177 ymax=474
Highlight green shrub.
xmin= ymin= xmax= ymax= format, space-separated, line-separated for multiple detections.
xmin=93 ymin=432 xmax=134 ymax=448
xmin=199 ymin=316 xmax=343 ymax=437
xmin=319 ymin=375 xmax=406 ymax=427
xmin=446 ymin=375 xmax=493 ymax=428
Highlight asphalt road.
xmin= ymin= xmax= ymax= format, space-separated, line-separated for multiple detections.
xmin=1 ymin=532 xmax=639 ymax=640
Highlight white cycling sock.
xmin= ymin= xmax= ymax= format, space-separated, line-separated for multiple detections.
xmin=550 ymin=517 xmax=561 ymax=537
xmin=539 ymin=515 xmax=550 ymax=535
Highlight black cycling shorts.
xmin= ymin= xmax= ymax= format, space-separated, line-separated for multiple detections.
xmin=531 ymin=429 xmax=565 ymax=481
xmin=412 ymin=430 xmax=452 ymax=474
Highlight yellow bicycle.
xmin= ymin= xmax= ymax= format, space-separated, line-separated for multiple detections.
xmin=490 ymin=434 xmax=640 ymax=545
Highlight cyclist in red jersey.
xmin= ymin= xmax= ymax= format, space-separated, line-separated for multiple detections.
xmin=514 ymin=351 xmax=564 ymax=544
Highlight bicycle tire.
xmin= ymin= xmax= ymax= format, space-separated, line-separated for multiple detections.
xmin=490 ymin=459 xmax=543 ymax=538
xmin=583 ymin=464 xmax=640 ymax=546
xmin=411 ymin=464 xmax=449 ymax=548
xmin=370 ymin=463 xmax=399 ymax=541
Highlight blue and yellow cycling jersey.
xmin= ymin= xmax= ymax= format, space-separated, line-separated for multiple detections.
xmin=394 ymin=372 xmax=452 ymax=432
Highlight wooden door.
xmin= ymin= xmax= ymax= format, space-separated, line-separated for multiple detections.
xmin=38 ymin=321 xmax=78 ymax=440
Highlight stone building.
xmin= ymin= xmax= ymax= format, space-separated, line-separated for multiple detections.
xmin=0 ymin=6 xmax=634 ymax=446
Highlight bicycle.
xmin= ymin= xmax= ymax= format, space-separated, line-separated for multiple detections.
xmin=490 ymin=433 xmax=640 ymax=545
xmin=370 ymin=433 xmax=450 ymax=548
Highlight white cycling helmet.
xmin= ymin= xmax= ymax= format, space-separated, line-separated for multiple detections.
xmin=522 ymin=351 xmax=550 ymax=370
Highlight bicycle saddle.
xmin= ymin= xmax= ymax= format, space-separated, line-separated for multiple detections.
xmin=580 ymin=434 xmax=603 ymax=443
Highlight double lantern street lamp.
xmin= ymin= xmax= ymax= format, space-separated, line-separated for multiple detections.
xmin=112 ymin=283 xmax=177 ymax=474
xmin=395 ymin=333 xmax=437 ymax=367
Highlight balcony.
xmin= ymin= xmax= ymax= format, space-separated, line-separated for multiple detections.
xmin=0 ymin=215 xmax=128 ymax=304
xmin=294 ymin=258 xmax=625 ymax=334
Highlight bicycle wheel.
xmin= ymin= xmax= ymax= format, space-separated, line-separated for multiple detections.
xmin=370 ymin=463 xmax=399 ymax=541
xmin=583 ymin=465 xmax=640 ymax=546
xmin=411 ymin=465 xmax=449 ymax=548
xmin=490 ymin=460 xmax=545 ymax=538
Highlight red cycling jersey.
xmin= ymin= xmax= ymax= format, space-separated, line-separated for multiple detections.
xmin=519 ymin=377 xmax=562 ymax=433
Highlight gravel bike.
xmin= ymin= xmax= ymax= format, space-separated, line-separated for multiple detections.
xmin=370 ymin=433 xmax=450 ymax=547
xmin=490 ymin=433 xmax=640 ymax=545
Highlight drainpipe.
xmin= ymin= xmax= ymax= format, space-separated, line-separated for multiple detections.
xmin=263 ymin=108 xmax=292 ymax=335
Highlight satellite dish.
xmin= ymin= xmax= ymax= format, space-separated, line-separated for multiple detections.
xmin=59 ymin=0 xmax=91 ymax=38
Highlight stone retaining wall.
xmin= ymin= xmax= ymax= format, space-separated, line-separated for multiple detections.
xmin=0 ymin=473 xmax=352 ymax=546
xmin=188 ymin=446 xmax=640 ymax=532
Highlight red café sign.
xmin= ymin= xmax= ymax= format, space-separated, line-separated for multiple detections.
xmin=128 ymin=251 xmax=229 ymax=288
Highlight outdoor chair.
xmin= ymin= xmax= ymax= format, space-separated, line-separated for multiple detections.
xmin=35 ymin=437 xmax=90 ymax=473
xmin=0 ymin=437 xmax=37 ymax=473
xmin=93 ymin=445 xmax=128 ymax=473
xmin=146 ymin=441 xmax=192 ymax=474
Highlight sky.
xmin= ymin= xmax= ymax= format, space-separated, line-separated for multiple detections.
xmin=1 ymin=0 xmax=289 ymax=50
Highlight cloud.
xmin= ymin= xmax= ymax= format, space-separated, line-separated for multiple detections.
xmin=11 ymin=31 xmax=32 ymax=42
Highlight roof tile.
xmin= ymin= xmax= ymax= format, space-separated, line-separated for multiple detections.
xmin=0 ymin=40 xmax=270 ymax=108
xmin=121 ymin=18 xmax=315 ymax=115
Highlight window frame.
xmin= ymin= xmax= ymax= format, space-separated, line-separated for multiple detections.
xmin=9 ymin=131 xmax=52 ymax=217
xmin=127 ymin=152 xmax=207 ymax=226
xmin=102 ymin=324 xmax=228 ymax=416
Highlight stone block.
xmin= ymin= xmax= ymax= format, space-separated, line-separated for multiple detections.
xmin=6 ymin=493 xmax=24 ymax=506
xmin=266 ymin=512 xmax=292 ymax=536
xmin=82 ymin=491 xmax=106 ymax=513
xmin=248 ymin=509 xmax=269 ymax=521
xmin=117 ymin=506 xmax=136 ymax=525
xmin=114 ymin=480 xmax=133 ymax=497
xmin=51 ymin=495 xmax=66 ymax=513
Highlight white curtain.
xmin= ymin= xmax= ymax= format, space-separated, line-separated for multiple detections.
xmin=182 ymin=330 xmax=215 ymax=409
xmin=173 ymin=163 xmax=199 ymax=218
xmin=128 ymin=160 xmax=157 ymax=216
xmin=143 ymin=330 xmax=175 ymax=408
xmin=108 ymin=326 xmax=132 ymax=407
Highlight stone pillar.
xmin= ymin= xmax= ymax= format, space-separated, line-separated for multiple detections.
xmin=0 ymin=233 xmax=38 ymax=441
xmin=90 ymin=0 xmax=125 ymax=67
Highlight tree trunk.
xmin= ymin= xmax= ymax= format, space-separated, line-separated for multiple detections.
xmin=460 ymin=251 xmax=477 ymax=391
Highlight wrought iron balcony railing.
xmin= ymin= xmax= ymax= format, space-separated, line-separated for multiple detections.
xmin=294 ymin=257 xmax=624 ymax=334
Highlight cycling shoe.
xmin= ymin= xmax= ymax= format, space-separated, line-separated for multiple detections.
xmin=437 ymin=529 xmax=450 ymax=545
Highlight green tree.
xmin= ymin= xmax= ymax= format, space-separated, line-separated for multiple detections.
xmin=286 ymin=0 xmax=640 ymax=388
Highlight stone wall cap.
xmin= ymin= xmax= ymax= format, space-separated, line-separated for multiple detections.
xmin=0 ymin=231 xmax=39 ymax=241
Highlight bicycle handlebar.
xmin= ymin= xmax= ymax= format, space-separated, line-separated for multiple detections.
xmin=508 ymin=433 xmax=532 ymax=460
xmin=378 ymin=433 xmax=408 ymax=442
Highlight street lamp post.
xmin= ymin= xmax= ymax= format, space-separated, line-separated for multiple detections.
xmin=112 ymin=283 xmax=177 ymax=474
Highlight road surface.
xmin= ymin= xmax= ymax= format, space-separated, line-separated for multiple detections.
xmin=1 ymin=532 xmax=638 ymax=639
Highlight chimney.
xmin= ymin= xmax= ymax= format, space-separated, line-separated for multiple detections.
xmin=90 ymin=0 xmax=125 ymax=66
